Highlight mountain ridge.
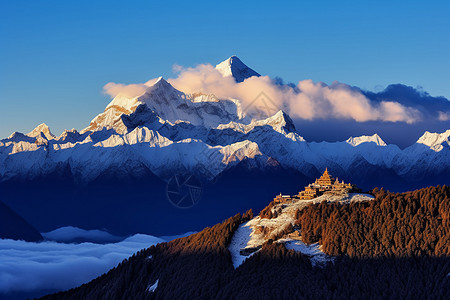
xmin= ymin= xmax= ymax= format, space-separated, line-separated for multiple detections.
xmin=1 ymin=68 xmax=449 ymax=185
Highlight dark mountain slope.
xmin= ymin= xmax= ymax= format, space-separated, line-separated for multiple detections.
xmin=0 ymin=163 xmax=309 ymax=236
xmin=0 ymin=199 xmax=43 ymax=242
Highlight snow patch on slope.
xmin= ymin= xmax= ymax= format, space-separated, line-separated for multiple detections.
xmin=228 ymin=221 xmax=255 ymax=268
xmin=147 ymin=279 xmax=158 ymax=293
xmin=280 ymin=239 xmax=332 ymax=267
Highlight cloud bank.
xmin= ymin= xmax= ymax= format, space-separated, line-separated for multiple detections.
xmin=103 ymin=63 xmax=428 ymax=124
xmin=168 ymin=64 xmax=423 ymax=123
xmin=0 ymin=233 xmax=164 ymax=294
xmin=102 ymin=61 xmax=450 ymax=126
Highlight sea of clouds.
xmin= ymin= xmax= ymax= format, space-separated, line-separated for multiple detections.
xmin=0 ymin=227 xmax=192 ymax=296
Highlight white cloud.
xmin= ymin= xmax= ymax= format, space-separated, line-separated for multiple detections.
xmin=172 ymin=64 xmax=184 ymax=73
xmin=103 ymin=82 xmax=148 ymax=99
xmin=103 ymin=77 xmax=164 ymax=99
xmin=0 ymin=234 xmax=165 ymax=294
xmin=166 ymin=64 xmax=422 ymax=123
xmin=378 ymin=101 xmax=421 ymax=124
xmin=101 ymin=62 xmax=423 ymax=124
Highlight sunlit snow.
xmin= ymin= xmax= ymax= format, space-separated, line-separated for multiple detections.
xmin=228 ymin=193 xmax=373 ymax=269
xmin=228 ymin=221 xmax=256 ymax=268
xmin=280 ymin=239 xmax=333 ymax=267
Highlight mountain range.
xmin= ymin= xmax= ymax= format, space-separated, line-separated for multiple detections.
xmin=0 ymin=56 xmax=449 ymax=235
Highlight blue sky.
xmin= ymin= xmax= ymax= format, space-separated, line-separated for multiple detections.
xmin=1 ymin=0 xmax=449 ymax=138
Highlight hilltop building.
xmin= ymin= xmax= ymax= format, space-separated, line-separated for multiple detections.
xmin=274 ymin=168 xmax=360 ymax=203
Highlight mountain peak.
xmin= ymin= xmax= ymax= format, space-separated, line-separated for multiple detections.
xmin=346 ymin=134 xmax=386 ymax=147
xmin=27 ymin=123 xmax=56 ymax=140
xmin=416 ymin=129 xmax=450 ymax=151
xmin=266 ymin=110 xmax=296 ymax=132
xmin=142 ymin=76 xmax=183 ymax=102
xmin=149 ymin=76 xmax=176 ymax=91
xmin=215 ymin=56 xmax=260 ymax=83
xmin=153 ymin=76 xmax=165 ymax=85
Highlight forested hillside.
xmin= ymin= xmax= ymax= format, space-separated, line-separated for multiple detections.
xmin=297 ymin=185 xmax=450 ymax=257
xmin=41 ymin=186 xmax=450 ymax=299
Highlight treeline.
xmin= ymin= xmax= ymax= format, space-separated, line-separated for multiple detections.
xmin=41 ymin=210 xmax=253 ymax=300
xmin=296 ymin=185 xmax=450 ymax=257
xmin=219 ymin=241 xmax=450 ymax=299
xmin=40 ymin=187 xmax=450 ymax=299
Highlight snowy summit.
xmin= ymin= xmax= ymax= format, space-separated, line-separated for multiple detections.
xmin=416 ymin=130 xmax=450 ymax=152
xmin=346 ymin=134 xmax=387 ymax=147
xmin=215 ymin=55 xmax=260 ymax=83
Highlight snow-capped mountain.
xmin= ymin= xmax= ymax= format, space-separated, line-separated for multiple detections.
xmin=0 ymin=56 xmax=448 ymax=237
xmin=215 ymin=55 xmax=260 ymax=82
xmin=0 ymin=56 xmax=449 ymax=187
xmin=83 ymin=76 xmax=247 ymax=135
xmin=416 ymin=130 xmax=450 ymax=151
xmin=346 ymin=134 xmax=387 ymax=147
xmin=27 ymin=123 xmax=56 ymax=140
